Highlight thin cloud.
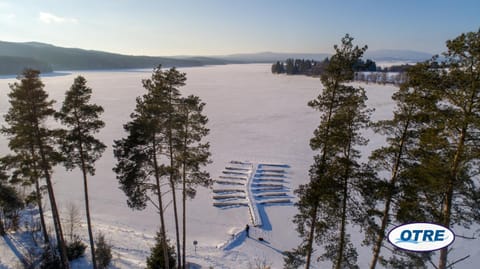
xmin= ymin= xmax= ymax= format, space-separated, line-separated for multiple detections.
xmin=39 ymin=12 xmax=78 ymax=24
xmin=0 ymin=1 xmax=10 ymax=9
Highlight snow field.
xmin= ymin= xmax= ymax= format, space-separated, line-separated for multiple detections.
xmin=2 ymin=64 xmax=477 ymax=268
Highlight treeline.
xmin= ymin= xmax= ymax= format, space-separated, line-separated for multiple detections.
xmin=271 ymin=57 xmax=377 ymax=76
xmin=0 ymin=65 xmax=210 ymax=269
xmin=284 ymin=30 xmax=480 ymax=269
xmin=271 ymin=57 xmax=417 ymax=86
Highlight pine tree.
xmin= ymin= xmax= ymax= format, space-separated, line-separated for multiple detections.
xmin=114 ymin=65 xmax=180 ymax=269
xmin=95 ymin=232 xmax=112 ymax=269
xmin=177 ymin=95 xmax=211 ymax=268
xmin=288 ymin=34 xmax=368 ymax=269
xmin=400 ymin=30 xmax=480 ymax=269
xmin=435 ymin=30 xmax=480 ymax=269
xmin=363 ymin=61 xmax=441 ymax=269
xmin=0 ymin=163 xmax=24 ymax=235
xmin=146 ymin=232 xmax=176 ymax=269
xmin=1 ymin=69 xmax=69 ymax=268
xmin=0 ymin=153 xmax=49 ymax=242
xmin=162 ymin=68 xmax=185 ymax=269
xmin=56 ymin=76 xmax=106 ymax=269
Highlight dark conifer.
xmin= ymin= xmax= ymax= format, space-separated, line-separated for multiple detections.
xmin=56 ymin=76 xmax=106 ymax=269
xmin=0 ymin=164 xmax=23 ymax=235
xmin=402 ymin=30 xmax=480 ymax=269
xmin=146 ymin=232 xmax=176 ymax=269
xmin=113 ymin=66 xmax=172 ymax=269
xmin=177 ymin=95 xmax=211 ymax=268
xmin=1 ymin=69 xmax=69 ymax=268
xmin=287 ymin=35 xmax=368 ymax=269
xmin=363 ymin=61 xmax=440 ymax=269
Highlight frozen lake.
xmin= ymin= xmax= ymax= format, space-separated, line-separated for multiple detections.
xmin=3 ymin=64 xmax=475 ymax=268
xmin=1 ymin=64 xmax=330 ymax=267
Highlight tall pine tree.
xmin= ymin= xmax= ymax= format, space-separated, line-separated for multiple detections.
xmin=362 ymin=61 xmax=441 ymax=269
xmin=1 ymin=69 xmax=69 ymax=268
xmin=114 ymin=66 xmax=172 ymax=269
xmin=56 ymin=76 xmax=106 ymax=269
xmin=401 ymin=30 xmax=480 ymax=269
xmin=287 ymin=34 xmax=368 ymax=269
xmin=177 ymin=95 xmax=211 ymax=269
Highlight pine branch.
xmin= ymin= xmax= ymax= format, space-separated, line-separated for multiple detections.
xmin=446 ymin=255 xmax=470 ymax=268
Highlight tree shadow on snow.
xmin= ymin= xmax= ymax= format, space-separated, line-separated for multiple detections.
xmin=223 ymin=230 xmax=247 ymax=251
xmin=186 ymin=262 xmax=202 ymax=269
xmin=251 ymin=237 xmax=285 ymax=256
xmin=2 ymin=234 xmax=27 ymax=266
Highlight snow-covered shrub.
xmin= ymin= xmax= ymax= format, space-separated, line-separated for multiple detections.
xmin=66 ymin=235 xmax=87 ymax=261
xmin=40 ymin=245 xmax=62 ymax=269
xmin=146 ymin=232 xmax=176 ymax=269
xmin=95 ymin=232 xmax=112 ymax=269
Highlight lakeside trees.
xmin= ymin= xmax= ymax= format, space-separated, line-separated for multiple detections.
xmin=114 ymin=65 xmax=211 ymax=269
xmin=1 ymin=69 xmax=70 ymax=268
xmin=286 ymin=34 xmax=370 ymax=269
xmin=56 ymin=76 xmax=106 ymax=269
xmin=286 ymin=30 xmax=480 ymax=269
xmin=0 ymin=29 xmax=479 ymax=269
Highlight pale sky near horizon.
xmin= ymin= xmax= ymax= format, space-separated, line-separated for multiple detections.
xmin=0 ymin=0 xmax=479 ymax=56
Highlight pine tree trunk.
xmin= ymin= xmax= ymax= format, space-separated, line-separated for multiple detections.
xmin=30 ymin=144 xmax=50 ymax=245
xmin=304 ymin=203 xmax=318 ymax=269
xmin=33 ymin=124 xmax=69 ymax=268
xmin=153 ymin=140 xmax=170 ymax=269
xmin=336 ymin=178 xmax=348 ymax=269
xmin=439 ymin=127 xmax=466 ymax=269
xmin=182 ymin=112 xmax=189 ymax=269
xmin=170 ymin=176 xmax=182 ymax=269
xmin=0 ymin=211 xmax=5 ymax=236
xmin=182 ymin=167 xmax=186 ymax=269
xmin=305 ymin=81 xmax=339 ymax=269
xmin=370 ymin=120 xmax=410 ymax=269
xmin=78 ymin=141 xmax=98 ymax=269
xmin=438 ymin=186 xmax=453 ymax=269
xmin=34 ymin=177 xmax=50 ymax=244
xmin=336 ymin=139 xmax=352 ymax=269
xmin=37 ymin=138 xmax=69 ymax=269
xmin=168 ymin=88 xmax=182 ymax=269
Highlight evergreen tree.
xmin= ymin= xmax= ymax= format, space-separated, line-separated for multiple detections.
xmin=363 ymin=61 xmax=440 ymax=269
xmin=177 ymin=95 xmax=211 ymax=268
xmin=113 ymin=66 xmax=171 ymax=269
xmin=287 ymin=34 xmax=368 ymax=269
xmin=434 ymin=30 xmax=480 ymax=269
xmin=286 ymin=58 xmax=295 ymax=74
xmin=146 ymin=232 xmax=176 ymax=269
xmin=1 ymin=69 xmax=69 ymax=268
xmin=161 ymin=67 xmax=185 ymax=269
xmin=1 ymin=153 xmax=50 ymax=243
xmin=56 ymin=76 xmax=106 ymax=269
xmin=95 ymin=232 xmax=112 ymax=269
xmin=0 ymin=164 xmax=23 ymax=235
xmin=402 ymin=30 xmax=480 ymax=269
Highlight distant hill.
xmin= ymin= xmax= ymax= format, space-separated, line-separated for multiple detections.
xmin=220 ymin=50 xmax=433 ymax=63
xmin=220 ymin=51 xmax=331 ymax=63
xmin=0 ymin=56 xmax=53 ymax=75
xmin=0 ymin=41 xmax=235 ymax=74
xmin=364 ymin=49 xmax=433 ymax=62
xmin=0 ymin=40 xmax=434 ymax=75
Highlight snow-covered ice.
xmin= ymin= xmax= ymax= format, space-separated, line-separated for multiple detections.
xmin=1 ymin=64 xmax=478 ymax=268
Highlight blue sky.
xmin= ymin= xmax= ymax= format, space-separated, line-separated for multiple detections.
xmin=0 ymin=0 xmax=479 ymax=56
